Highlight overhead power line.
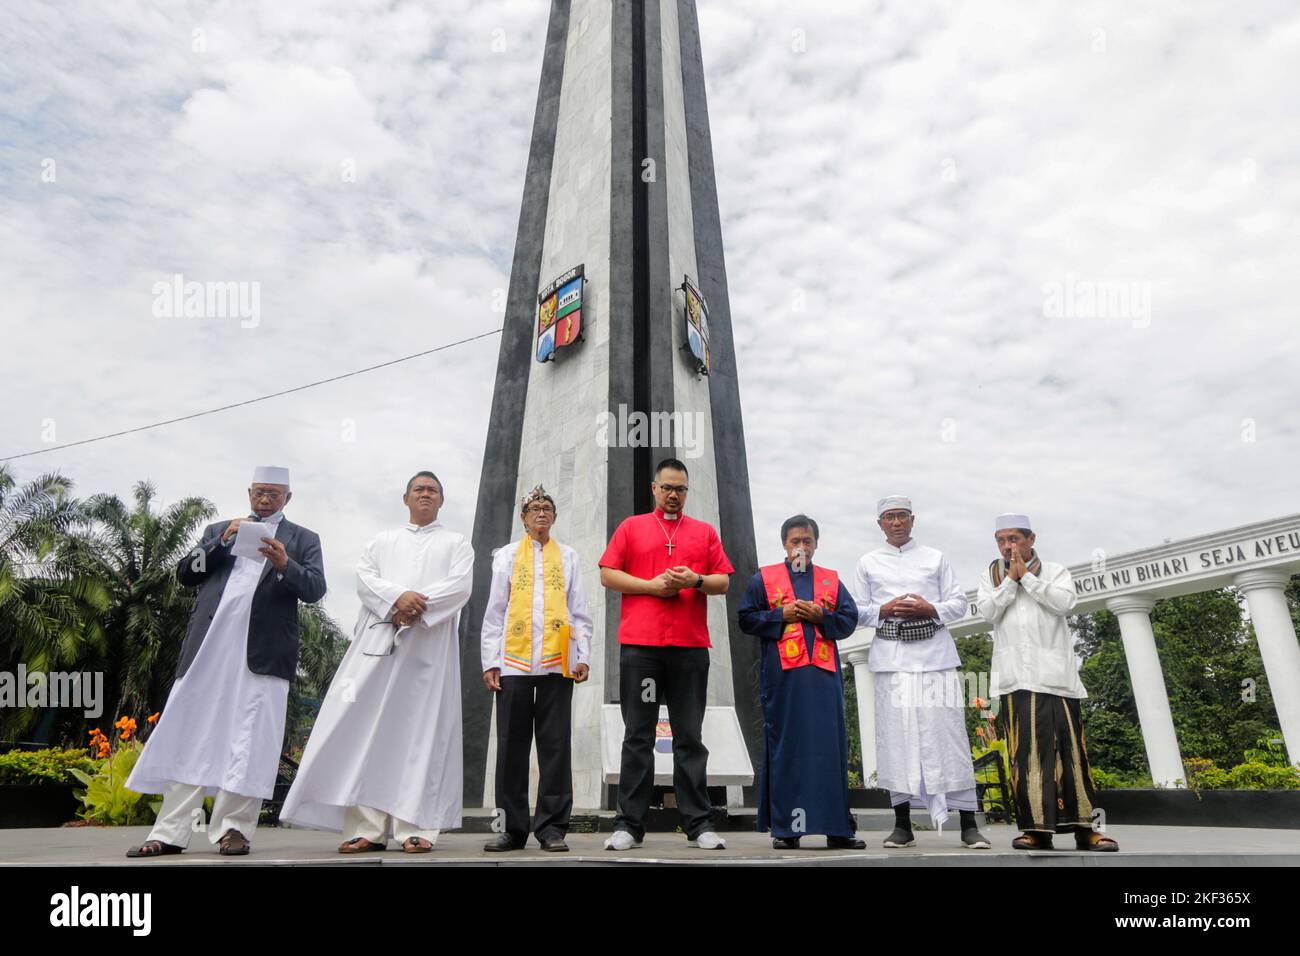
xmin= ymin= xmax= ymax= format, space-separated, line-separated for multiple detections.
xmin=1 ymin=328 xmax=503 ymax=462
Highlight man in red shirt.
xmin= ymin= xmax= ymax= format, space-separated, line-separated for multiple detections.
xmin=598 ymin=458 xmax=734 ymax=850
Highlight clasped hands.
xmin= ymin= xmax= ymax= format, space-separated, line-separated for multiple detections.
xmin=879 ymin=593 xmax=937 ymax=620
xmin=646 ymin=565 xmax=702 ymax=598
xmin=780 ymin=599 xmax=825 ymax=624
xmin=391 ymin=590 xmax=428 ymax=627
xmin=1006 ymin=549 xmax=1029 ymax=581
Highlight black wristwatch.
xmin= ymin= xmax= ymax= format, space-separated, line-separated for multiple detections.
xmin=692 ymin=574 xmax=704 ymax=589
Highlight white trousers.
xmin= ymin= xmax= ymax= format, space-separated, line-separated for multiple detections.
xmin=148 ymin=781 xmax=262 ymax=847
xmin=343 ymin=804 xmax=439 ymax=846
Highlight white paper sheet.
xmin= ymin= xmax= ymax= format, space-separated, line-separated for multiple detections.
xmin=231 ymin=521 xmax=273 ymax=560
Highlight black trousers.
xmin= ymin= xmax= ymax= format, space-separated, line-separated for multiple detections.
xmin=494 ymin=674 xmax=574 ymax=844
xmin=614 ymin=644 xmax=711 ymax=840
xmin=1000 ymin=689 xmax=1101 ymax=833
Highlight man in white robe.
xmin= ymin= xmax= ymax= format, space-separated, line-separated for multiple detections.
xmin=850 ymin=495 xmax=990 ymax=849
xmin=126 ymin=466 xmax=327 ymax=858
xmin=279 ymin=470 xmax=473 ymax=853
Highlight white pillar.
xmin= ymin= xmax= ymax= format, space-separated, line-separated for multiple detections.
xmin=1106 ymin=595 xmax=1185 ymax=787
xmin=1235 ymin=569 xmax=1300 ymax=766
xmin=844 ymin=644 xmax=876 ymax=787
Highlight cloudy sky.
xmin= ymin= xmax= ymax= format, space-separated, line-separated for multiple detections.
xmin=3 ymin=0 xmax=1297 ymax=630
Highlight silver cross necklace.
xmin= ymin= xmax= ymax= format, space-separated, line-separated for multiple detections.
xmin=654 ymin=513 xmax=683 ymax=556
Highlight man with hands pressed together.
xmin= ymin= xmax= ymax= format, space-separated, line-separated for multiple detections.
xmin=978 ymin=514 xmax=1116 ymax=851
xmin=599 ymin=459 xmax=733 ymax=850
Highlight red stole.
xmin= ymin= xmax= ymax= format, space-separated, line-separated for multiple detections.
xmin=760 ymin=563 xmax=839 ymax=673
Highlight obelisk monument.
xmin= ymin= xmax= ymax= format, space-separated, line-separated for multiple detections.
xmin=460 ymin=0 xmax=760 ymax=810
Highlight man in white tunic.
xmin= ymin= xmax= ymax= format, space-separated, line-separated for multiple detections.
xmin=279 ymin=471 xmax=473 ymax=853
xmin=851 ymin=495 xmax=989 ymax=849
xmin=126 ymin=466 xmax=327 ymax=858
xmin=977 ymin=513 xmax=1117 ymax=851
xmin=479 ymin=484 xmax=593 ymax=852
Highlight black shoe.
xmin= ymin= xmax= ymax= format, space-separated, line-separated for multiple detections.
xmin=827 ymin=835 xmax=867 ymax=850
xmin=882 ymin=827 xmax=916 ymax=848
xmin=539 ymin=838 xmax=570 ymax=852
xmin=483 ymin=833 xmax=523 ymax=852
xmin=771 ymin=836 xmax=801 ymax=850
xmin=962 ymin=828 xmax=991 ymax=849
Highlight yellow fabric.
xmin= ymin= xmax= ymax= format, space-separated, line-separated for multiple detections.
xmin=504 ymin=537 xmax=571 ymax=676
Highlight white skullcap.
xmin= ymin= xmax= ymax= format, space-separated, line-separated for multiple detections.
xmin=995 ymin=513 xmax=1031 ymax=532
xmin=252 ymin=466 xmax=291 ymax=487
xmin=877 ymin=495 xmax=912 ymax=517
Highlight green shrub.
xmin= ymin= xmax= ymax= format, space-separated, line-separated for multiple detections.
xmin=1242 ymin=734 xmax=1289 ymax=768
xmin=1226 ymin=762 xmax=1300 ymax=791
xmin=1183 ymin=757 xmax=1231 ymax=790
xmin=0 ymin=748 xmax=98 ymax=786
xmin=1091 ymin=768 xmax=1155 ymax=789
xmin=68 ymin=742 xmax=161 ymax=825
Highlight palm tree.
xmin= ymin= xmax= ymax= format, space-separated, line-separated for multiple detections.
xmin=0 ymin=465 xmax=109 ymax=743
xmin=63 ymin=481 xmax=215 ymax=731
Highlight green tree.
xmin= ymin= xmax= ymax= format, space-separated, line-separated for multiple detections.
xmin=843 ymin=665 xmax=862 ymax=785
xmin=0 ymin=466 xmax=109 ymax=743
xmin=285 ymin=603 xmax=348 ymax=756
xmin=1074 ymin=609 xmax=1148 ymax=774
xmin=54 ymin=481 xmax=215 ymax=739
xmin=955 ymin=632 xmax=994 ymax=741
xmin=1076 ymin=588 xmax=1282 ymax=776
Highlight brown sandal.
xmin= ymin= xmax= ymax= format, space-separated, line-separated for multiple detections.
xmin=403 ymin=837 xmax=433 ymax=854
xmin=126 ymin=840 xmax=183 ymax=858
xmin=338 ymin=836 xmax=387 ymax=854
xmin=1076 ymin=832 xmax=1119 ymax=851
xmin=1011 ymin=832 xmax=1053 ymax=850
xmin=218 ymin=829 xmax=250 ymax=856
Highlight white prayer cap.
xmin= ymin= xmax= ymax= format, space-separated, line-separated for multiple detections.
xmin=995 ymin=513 xmax=1032 ymax=532
xmin=252 ymin=466 xmax=291 ymax=487
xmin=877 ymin=495 xmax=911 ymax=517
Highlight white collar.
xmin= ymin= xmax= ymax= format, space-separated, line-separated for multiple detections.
xmin=405 ymin=520 xmax=440 ymax=534
xmin=879 ymin=537 xmax=917 ymax=554
xmin=256 ymin=511 xmax=286 ymax=526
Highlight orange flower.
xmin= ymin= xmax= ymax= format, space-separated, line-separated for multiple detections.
xmin=976 ymin=726 xmax=986 ymax=738
xmin=147 ymin=712 xmax=160 ymax=724
xmin=973 ymin=696 xmax=986 ymax=709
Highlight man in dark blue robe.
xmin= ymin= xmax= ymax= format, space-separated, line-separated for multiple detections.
xmin=739 ymin=514 xmax=864 ymax=850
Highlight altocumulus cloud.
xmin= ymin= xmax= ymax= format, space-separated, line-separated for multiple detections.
xmin=2 ymin=0 xmax=1298 ymax=633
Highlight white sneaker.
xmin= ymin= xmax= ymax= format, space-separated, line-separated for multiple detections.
xmin=603 ymin=830 xmax=642 ymax=851
xmin=688 ymin=830 xmax=727 ymax=850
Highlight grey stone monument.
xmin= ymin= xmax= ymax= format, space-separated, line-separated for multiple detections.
xmin=460 ymin=0 xmax=760 ymax=810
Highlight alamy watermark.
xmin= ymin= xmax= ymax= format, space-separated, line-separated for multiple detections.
xmin=595 ymin=404 xmax=706 ymax=460
xmin=151 ymin=273 xmax=261 ymax=328
xmin=1042 ymin=274 xmax=1151 ymax=329
xmin=49 ymin=886 xmax=151 ymax=936
xmin=886 ymin=670 xmax=1001 ymax=714
xmin=0 ymin=666 xmax=103 ymax=718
